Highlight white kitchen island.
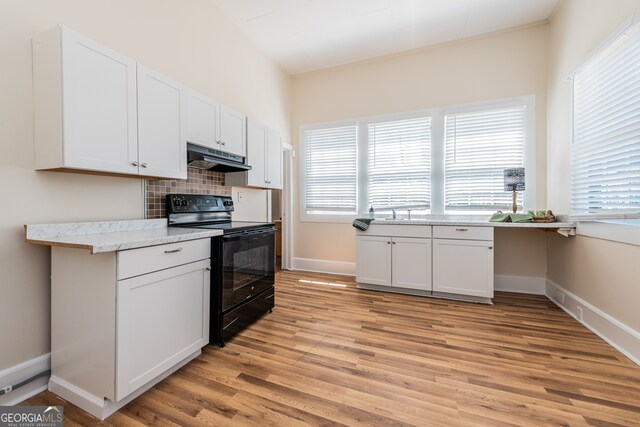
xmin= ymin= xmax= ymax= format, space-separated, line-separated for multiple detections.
xmin=25 ymin=219 xmax=222 ymax=420
xmin=356 ymin=218 xmax=575 ymax=304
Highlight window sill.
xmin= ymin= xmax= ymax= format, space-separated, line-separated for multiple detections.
xmin=577 ymin=219 xmax=640 ymax=247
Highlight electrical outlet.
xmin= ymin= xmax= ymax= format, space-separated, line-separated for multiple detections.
xmin=577 ymin=306 xmax=583 ymax=321
xmin=559 ymin=292 xmax=565 ymax=304
xmin=237 ymin=191 xmax=244 ymax=202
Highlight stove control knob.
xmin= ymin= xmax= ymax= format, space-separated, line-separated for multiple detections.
xmin=173 ymin=200 xmax=181 ymax=207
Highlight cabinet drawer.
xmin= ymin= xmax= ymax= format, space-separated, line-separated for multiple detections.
xmin=117 ymin=238 xmax=210 ymax=280
xmin=433 ymin=226 xmax=493 ymax=241
xmin=360 ymin=224 xmax=432 ymax=238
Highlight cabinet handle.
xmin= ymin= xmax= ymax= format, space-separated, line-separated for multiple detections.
xmin=205 ymin=267 xmax=211 ymax=271
xmin=164 ymin=247 xmax=183 ymax=254
xmin=387 ymin=241 xmax=391 ymax=244
xmin=488 ymin=246 xmax=493 ymax=250
xmin=216 ymin=140 xmax=221 ymax=144
xmin=455 ymin=228 xmax=468 ymax=231
xmin=221 ymin=141 xmax=226 ymax=146
xmin=131 ymin=161 xmax=139 ymax=167
xmin=141 ymin=163 xmax=148 ymax=168
xmin=392 ymin=241 xmax=396 ymax=245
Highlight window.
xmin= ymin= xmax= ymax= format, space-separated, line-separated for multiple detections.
xmin=572 ymin=17 xmax=640 ymax=215
xmin=367 ymin=117 xmax=431 ymax=211
xmin=302 ymin=125 xmax=358 ymax=215
xmin=445 ymin=106 xmax=526 ymax=212
xmin=300 ymin=96 xmax=535 ymax=222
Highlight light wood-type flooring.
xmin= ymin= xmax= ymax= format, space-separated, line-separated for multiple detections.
xmin=24 ymin=270 xmax=640 ymax=426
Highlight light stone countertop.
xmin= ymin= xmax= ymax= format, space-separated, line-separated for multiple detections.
xmin=24 ymin=219 xmax=222 ymax=254
xmin=368 ymin=215 xmax=575 ymax=229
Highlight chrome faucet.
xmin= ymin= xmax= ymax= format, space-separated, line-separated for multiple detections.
xmin=392 ymin=209 xmax=397 ymax=220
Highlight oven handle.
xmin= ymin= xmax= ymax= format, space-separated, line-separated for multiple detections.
xmin=223 ymin=228 xmax=276 ymax=240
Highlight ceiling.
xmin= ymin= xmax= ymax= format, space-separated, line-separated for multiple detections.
xmin=215 ymin=0 xmax=559 ymax=75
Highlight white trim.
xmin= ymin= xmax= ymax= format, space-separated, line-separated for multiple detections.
xmin=494 ymin=274 xmax=546 ymax=294
xmin=292 ymin=257 xmax=356 ymax=276
xmin=576 ymin=220 xmax=640 ymax=247
xmin=0 ymin=354 xmax=50 ymax=406
xmin=282 ymin=144 xmax=294 ymax=270
xmin=546 ymin=279 xmax=640 ymax=366
xmin=49 ymin=349 xmax=201 ymax=420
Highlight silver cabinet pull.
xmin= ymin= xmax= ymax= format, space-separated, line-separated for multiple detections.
xmin=216 ymin=140 xmax=221 ymax=144
xmin=164 ymin=247 xmax=183 ymax=254
xmin=221 ymin=141 xmax=226 ymax=145
xmin=141 ymin=162 xmax=148 ymax=168
xmin=455 ymin=228 xmax=468 ymax=231
xmin=131 ymin=161 xmax=139 ymax=167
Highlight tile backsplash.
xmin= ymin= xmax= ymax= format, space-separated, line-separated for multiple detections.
xmin=146 ymin=167 xmax=232 ymax=219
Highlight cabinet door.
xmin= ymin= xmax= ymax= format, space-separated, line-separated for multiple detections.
xmin=266 ymin=129 xmax=283 ymax=189
xmin=61 ymin=28 xmax=138 ymax=174
xmin=219 ymin=104 xmax=246 ymax=156
xmin=433 ymin=239 xmax=494 ymax=298
xmin=246 ymin=118 xmax=268 ymax=187
xmin=186 ymin=91 xmax=220 ymax=151
xmin=137 ymin=65 xmax=187 ymax=179
xmin=391 ymin=237 xmax=432 ymax=290
xmin=116 ymin=260 xmax=210 ymax=401
xmin=356 ymin=236 xmax=392 ymax=286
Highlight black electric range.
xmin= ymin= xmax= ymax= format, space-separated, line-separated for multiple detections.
xmin=166 ymin=194 xmax=275 ymax=346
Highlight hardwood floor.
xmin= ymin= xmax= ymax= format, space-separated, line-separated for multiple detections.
xmin=24 ymin=270 xmax=640 ymax=426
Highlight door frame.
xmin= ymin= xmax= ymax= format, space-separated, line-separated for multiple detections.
xmin=281 ymin=143 xmax=294 ymax=270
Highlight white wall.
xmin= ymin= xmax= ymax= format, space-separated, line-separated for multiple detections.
xmin=291 ymin=24 xmax=550 ymax=274
xmin=0 ymin=0 xmax=291 ymax=371
xmin=546 ymin=0 xmax=640 ymax=332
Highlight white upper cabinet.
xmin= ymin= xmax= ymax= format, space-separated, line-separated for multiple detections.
xmin=246 ymin=119 xmax=268 ymax=187
xmin=34 ymin=26 xmax=139 ymax=175
xmin=137 ymin=66 xmax=187 ymax=179
xmin=33 ymin=26 xmax=186 ymax=179
xmin=266 ymin=129 xmax=283 ymax=189
xmin=226 ymin=120 xmax=283 ymax=190
xmin=186 ymin=91 xmax=220 ymax=151
xmin=219 ymin=105 xmax=246 ymax=156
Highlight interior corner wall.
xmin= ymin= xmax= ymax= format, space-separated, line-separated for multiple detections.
xmin=546 ymin=0 xmax=640 ymax=332
xmin=0 ymin=0 xmax=291 ymax=372
xmin=291 ymin=24 xmax=550 ymax=272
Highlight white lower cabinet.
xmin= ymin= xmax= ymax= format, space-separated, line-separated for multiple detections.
xmin=356 ymin=224 xmax=494 ymax=301
xmin=356 ymin=236 xmax=392 ymax=286
xmin=391 ymin=237 xmax=432 ymax=290
xmin=356 ymin=231 xmax=432 ymax=291
xmin=432 ymin=227 xmax=494 ymax=298
xmin=116 ymin=260 xmax=209 ymax=400
xmin=48 ymin=239 xmax=211 ymax=420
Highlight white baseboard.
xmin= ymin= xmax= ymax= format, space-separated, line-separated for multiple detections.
xmin=546 ymin=279 xmax=640 ymax=366
xmin=494 ymin=274 xmax=546 ymax=294
xmin=0 ymin=353 xmax=50 ymax=405
xmin=292 ymin=257 xmax=356 ymax=276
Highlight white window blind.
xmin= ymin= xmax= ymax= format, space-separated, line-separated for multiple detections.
xmin=445 ymin=106 xmax=526 ymax=211
xmin=303 ymin=125 xmax=358 ymax=213
xmin=572 ymin=21 xmax=640 ymax=214
xmin=367 ymin=116 xmax=431 ymax=210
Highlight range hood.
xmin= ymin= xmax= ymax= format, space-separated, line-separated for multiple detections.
xmin=187 ymin=143 xmax=252 ymax=173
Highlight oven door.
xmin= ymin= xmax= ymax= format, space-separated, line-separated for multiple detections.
xmin=222 ymin=228 xmax=275 ymax=312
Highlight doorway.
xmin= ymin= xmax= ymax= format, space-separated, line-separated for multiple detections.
xmin=268 ymin=144 xmax=293 ymax=271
